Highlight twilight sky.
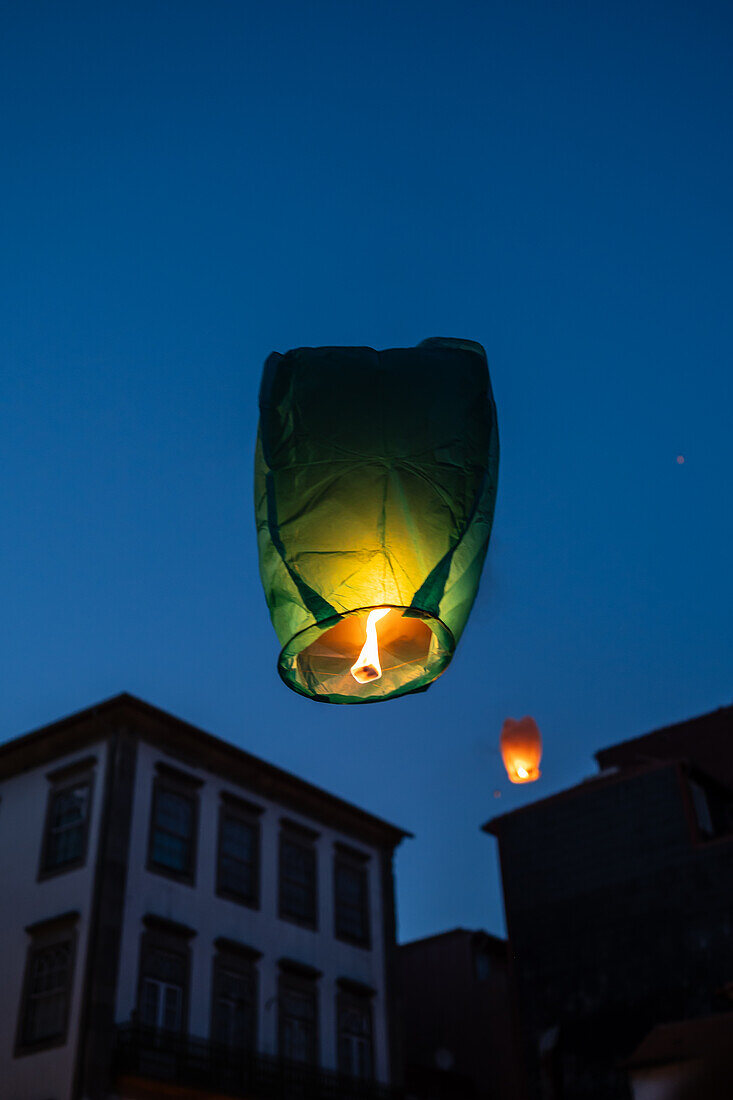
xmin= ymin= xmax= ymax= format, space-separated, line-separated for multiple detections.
xmin=1 ymin=0 xmax=732 ymax=940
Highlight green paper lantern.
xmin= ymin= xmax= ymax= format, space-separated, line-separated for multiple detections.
xmin=255 ymin=337 xmax=499 ymax=703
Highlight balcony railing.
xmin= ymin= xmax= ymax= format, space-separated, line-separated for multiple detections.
xmin=114 ymin=1023 xmax=402 ymax=1100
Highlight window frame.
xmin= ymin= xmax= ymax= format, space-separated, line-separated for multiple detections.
xmin=277 ymin=967 xmax=320 ymax=1067
xmin=38 ymin=759 xmax=96 ymax=881
xmin=210 ymin=939 xmax=261 ymax=1051
xmin=146 ymin=767 xmax=201 ymax=886
xmin=215 ymin=794 xmax=263 ymax=909
xmin=333 ymin=844 xmax=371 ymax=949
xmin=278 ymin=822 xmax=319 ymax=930
xmin=336 ymin=986 xmax=375 ymax=1081
xmin=139 ymin=975 xmax=184 ymax=1031
xmin=15 ymin=911 xmax=79 ymax=1057
xmin=136 ymin=915 xmax=195 ymax=1035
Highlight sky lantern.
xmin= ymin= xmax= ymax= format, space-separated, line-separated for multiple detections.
xmin=500 ymin=717 xmax=542 ymax=783
xmin=254 ymin=338 xmax=499 ymax=703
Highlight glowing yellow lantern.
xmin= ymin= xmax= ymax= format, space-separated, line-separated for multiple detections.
xmin=254 ymin=338 xmax=499 ymax=703
xmin=500 ymin=717 xmax=542 ymax=783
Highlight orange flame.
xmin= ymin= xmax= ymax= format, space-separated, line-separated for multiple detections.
xmin=351 ymin=609 xmax=390 ymax=684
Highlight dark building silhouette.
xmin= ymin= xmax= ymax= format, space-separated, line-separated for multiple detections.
xmin=398 ymin=928 xmax=522 ymax=1100
xmin=483 ymin=705 xmax=733 ymax=1100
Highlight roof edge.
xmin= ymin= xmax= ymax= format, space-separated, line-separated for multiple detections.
xmin=0 ymin=693 xmax=412 ymax=847
xmin=595 ymin=704 xmax=733 ymax=766
xmin=482 ymin=757 xmax=681 ymax=835
xmin=399 ymin=926 xmax=507 ymax=950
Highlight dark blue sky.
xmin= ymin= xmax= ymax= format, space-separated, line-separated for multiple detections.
xmin=2 ymin=1 xmax=732 ymax=939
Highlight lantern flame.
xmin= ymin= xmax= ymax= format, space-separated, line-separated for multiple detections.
xmin=351 ymin=608 xmax=390 ymax=684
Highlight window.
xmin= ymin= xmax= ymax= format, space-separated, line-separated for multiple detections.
xmin=43 ymin=784 xmax=90 ymax=872
xmin=40 ymin=758 xmax=96 ymax=877
xmin=140 ymin=969 xmax=183 ymax=1031
xmin=474 ymin=948 xmax=491 ymax=982
xmin=16 ymin=912 xmax=79 ymax=1055
xmin=21 ymin=943 xmax=73 ymax=1046
xmin=687 ymin=773 xmax=733 ymax=841
xmin=216 ymin=797 xmax=261 ymax=907
xmin=279 ymin=981 xmax=317 ymax=1064
xmin=211 ymin=947 xmax=258 ymax=1050
xmin=690 ymin=779 xmax=714 ymax=838
xmin=137 ymin=915 xmax=194 ymax=1034
xmin=147 ymin=767 xmax=200 ymax=883
xmin=279 ymin=825 xmax=318 ymax=928
xmin=337 ymin=992 xmax=373 ymax=1080
xmin=334 ymin=847 xmax=370 ymax=946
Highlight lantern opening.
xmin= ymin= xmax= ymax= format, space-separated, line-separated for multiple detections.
xmin=350 ymin=608 xmax=390 ymax=683
xmin=278 ymin=606 xmax=454 ymax=704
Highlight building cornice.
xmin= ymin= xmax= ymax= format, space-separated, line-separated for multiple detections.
xmin=0 ymin=693 xmax=412 ymax=849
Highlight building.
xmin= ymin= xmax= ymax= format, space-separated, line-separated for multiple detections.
xmin=483 ymin=705 xmax=733 ymax=1100
xmin=0 ymin=693 xmax=409 ymax=1100
xmin=398 ymin=929 xmax=522 ymax=1100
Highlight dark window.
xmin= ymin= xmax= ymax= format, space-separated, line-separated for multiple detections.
xmin=139 ymin=950 xmax=185 ymax=1030
xmin=688 ymin=774 xmax=733 ymax=841
xmin=16 ymin=913 xmax=79 ymax=1055
xmin=211 ymin=956 xmax=257 ymax=1049
xmin=140 ymin=974 xmax=183 ymax=1031
xmin=280 ymin=834 xmax=317 ymax=927
xmin=690 ymin=779 xmax=714 ymax=838
xmin=148 ymin=781 xmax=197 ymax=882
xmin=474 ymin=948 xmax=491 ymax=982
xmin=337 ymin=995 xmax=373 ymax=1079
xmin=137 ymin=924 xmax=192 ymax=1034
xmin=21 ymin=942 xmax=73 ymax=1046
xmin=217 ymin=808 xmax=259 ymax=906
xmin=334 ymin=858 xmax=370 ymax=946
xmin=41 ymin=781 xmax=92 ymax=875
xmin=279 ymin=981 xmax=317 ymax=1064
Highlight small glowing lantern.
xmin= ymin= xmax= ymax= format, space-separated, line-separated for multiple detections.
xmin=255 ymin=338 xmax=499 ymax=703
xmin=500 ymin=717 xmax=542 ymax=783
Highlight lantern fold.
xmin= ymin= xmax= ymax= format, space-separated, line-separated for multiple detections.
xmin=255 ymin=338 xmax=499 ymax=703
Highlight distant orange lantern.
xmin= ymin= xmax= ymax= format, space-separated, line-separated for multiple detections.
xmin=500 ymin=716 xmax=542 ymax=783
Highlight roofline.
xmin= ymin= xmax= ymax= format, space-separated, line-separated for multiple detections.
xmin=399 ymin=926 xmax=507 ymax=951
xmin=481 ymin=757 xmax=681 ymax=836
xmin=0 ymin=693 xmax=412 ymax=847
xmin=594 ymin=704 xmax=733 ymax=765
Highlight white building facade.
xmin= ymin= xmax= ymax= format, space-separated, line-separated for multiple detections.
xmin=0 ymin=694 xmax=408 ymax=1100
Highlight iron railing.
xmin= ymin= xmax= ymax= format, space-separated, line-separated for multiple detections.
xmin=114 ymin=1023 xmax=402 ymax=1100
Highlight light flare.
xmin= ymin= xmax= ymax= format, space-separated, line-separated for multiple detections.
xmin=351 ymin=608 xmax=390 ymax=684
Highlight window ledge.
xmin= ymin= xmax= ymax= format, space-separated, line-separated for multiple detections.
xmin=14 ymin=1034 xmax=68 ymax=1058
xmin=145 ymin=861 xmax=195 ymax=888
xmin=278 ymin=957 xmax=323 ymax=980
xmin=25 ymin=910 xmax=80 ymax=935
xmin=37 ymin=859 xmax=86 ymax=883
xmin=143 ymin=914 xmax=197 ymax=939
xmin=215 ymin=886 xmax=260 ymax=910
xmin=278 ymin=911 xmax=318 ymax=932
xmin=335 ymin=932 xmax=372 ymax=950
